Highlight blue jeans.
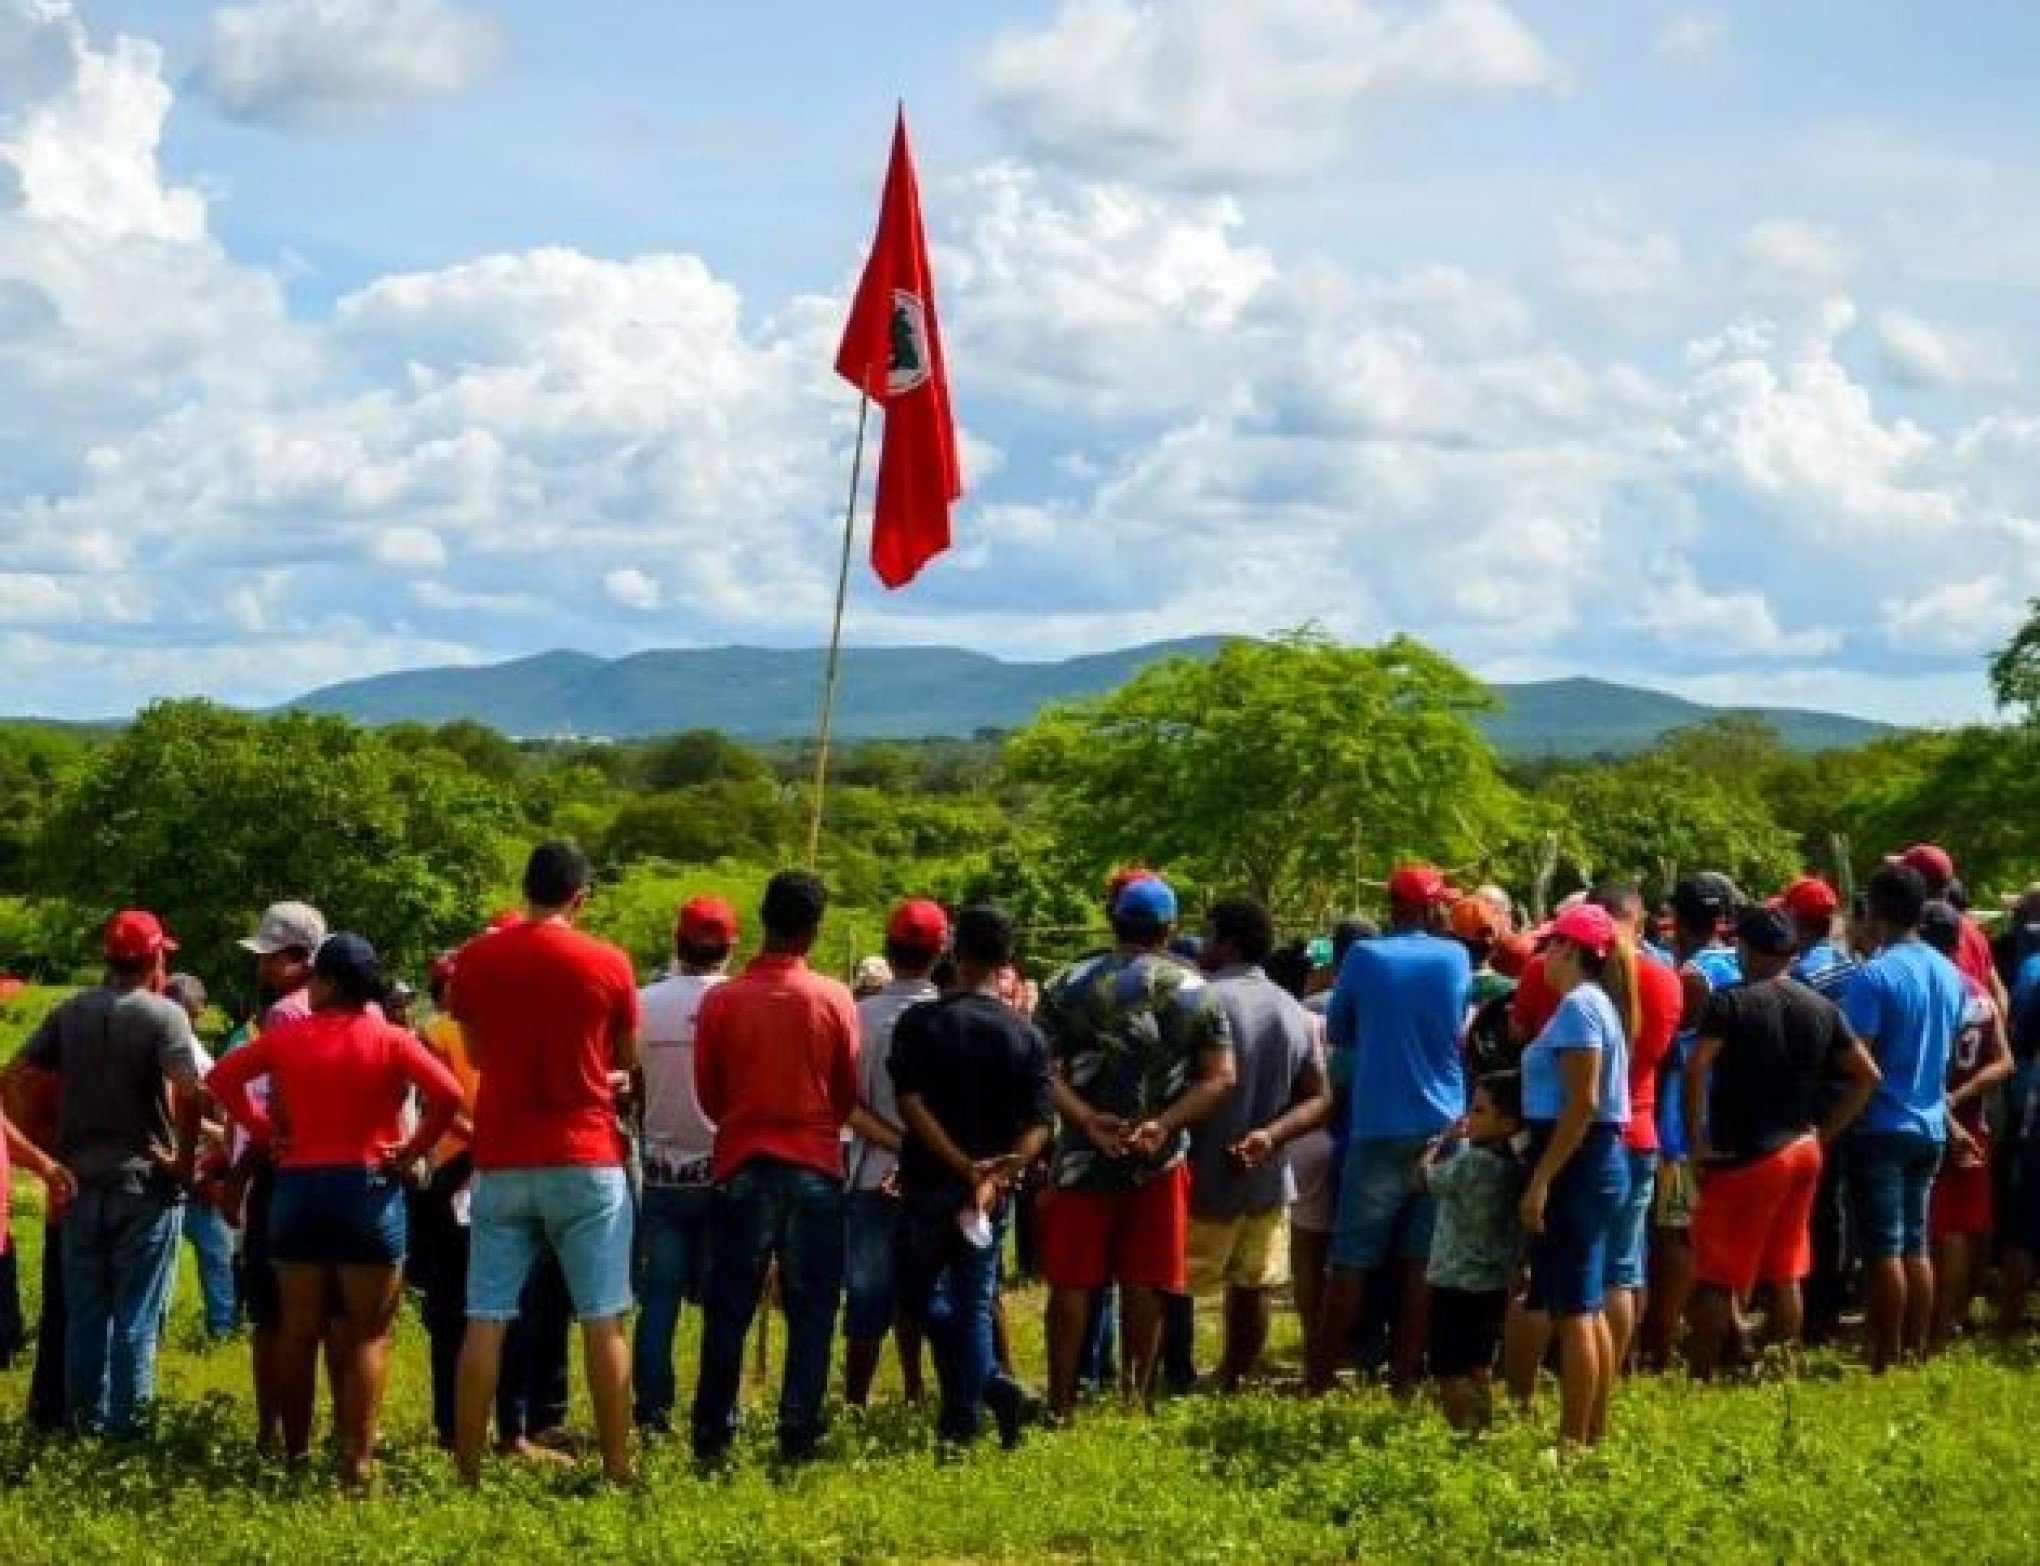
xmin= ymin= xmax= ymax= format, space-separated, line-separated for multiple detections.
xmin=62 ymin=1185 xmax=183 ymax=1435
xmin=468 ymin=1166 xmax=634 ymax=1321
xmin=181 ymin=1200 xmax=238 ymax=1338
xmin=1331 ymin=1136 xmax=1438 ymax=1270
xmin=1605 ymin=1148 xmax=1658 ymax=1292
xmin=691 ymin=1159 xmax=845 ymax=1459
xmin=1848 ymin=1132 xmax=1942 ymax=1259
xmin=632 ymin=1183 xmax=712 ymax=1429
xmin=1524 ymin=1125 xmax=1629 ymax=1318
xmin=843 ymin=1188 xmax=900 ymax=1341
xmin=896 ymin=1194 xmax=1017 ymax=1443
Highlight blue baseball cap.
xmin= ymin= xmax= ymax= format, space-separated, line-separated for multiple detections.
xmin=1113 ymin=876 xmax=1178 ymax=925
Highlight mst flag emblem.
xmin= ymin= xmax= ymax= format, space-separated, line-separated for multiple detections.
xmin=834 ymin=109 xmax=960 ymax=589
xmin=888 ymin=289 xmax=931 ymax=395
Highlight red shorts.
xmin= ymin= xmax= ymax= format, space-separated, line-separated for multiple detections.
xmin=1930 ymin=1139 xmax=1994 ymax=1240
xmin=1037 ymin=1162 xmax=1190 ymax=1293
xmin=1692 ymin=1134 xmax=1821 ymax=1296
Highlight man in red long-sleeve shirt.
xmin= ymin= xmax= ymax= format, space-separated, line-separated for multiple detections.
xmin=689 ymin=868 xmax=859 ymax=1464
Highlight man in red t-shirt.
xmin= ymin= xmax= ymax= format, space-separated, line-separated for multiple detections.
xmin=449 ymin=842 xmax=640 ymax=1486
xmin=1897 ymin=845 xmax=2007 ymax=1010
xmin=689 ymin=869 xmax=860 ymax=1464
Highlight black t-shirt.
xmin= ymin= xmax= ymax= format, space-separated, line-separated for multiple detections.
xmin=1698 ymin=975 xmax=1854 ymax=1166
xmin=887 ymin=992 xmax=1053 ymax=1198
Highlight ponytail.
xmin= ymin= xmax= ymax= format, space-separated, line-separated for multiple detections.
xmin=1579 ymin=936 xmax=1641 ymax=1047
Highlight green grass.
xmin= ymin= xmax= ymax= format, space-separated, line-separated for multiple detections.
xmin=3 ymin=1200 xmax=2040 ymax=1565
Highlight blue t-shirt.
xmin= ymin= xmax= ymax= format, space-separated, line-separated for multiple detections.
xmin=1843 ymin=938 xmax=1966 ymax=1142
xmin=1661 ymin=945 xmax=1742 ymax=1157
xmin=1522 ymin=983 xmax=1630 ymax=1126
xmin=1792 ymin=940 xmax=1858 ymax=1003
xmin=1328 ymin=931 xmax=1471 ymax=1140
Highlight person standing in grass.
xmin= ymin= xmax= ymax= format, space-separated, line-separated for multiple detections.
xmin=1310 ymin=864 xmax=1469 ymax=1396
xmin=630 ymin=895 xmax=736 ymax=1435
xmin=1515 ymin=903 xmax=1633 ymax=1448
xmin=1183 ymin=896 xmax=1328 ymax=1391
xmin=207 ymin=934 xmax=464 ymax=1484
xmin=1036 ymin=875 xmax=1235 ymax=1422
xmin=234 ymin=900 xmax=332 ymax=1449
xmin=1420 ymin=1071 xmax=1523 ymax=1430
xmin=1781 ymin=875 xmax=1860 ymax=1345
xmin=161 ymin=973 xmax=238 ymax=1342
xmin=451 ymin=843 xmax=641 ymax=1485
xmin=842 ymin=899 xmax=948 ymax=1410
xmin=1918 ymin=901 xmax=2012 ymax=1347
xmin=689 ymin=870 xmax=861 ymax=1464
xmin=890 ymin=903 xmax=1054 ymax=1446
xmin=1842 ymin=864 xmax=1967 ymax=1372
xmin=1681 ymin=906 xmax=1880 ymax=1378
xmin=13 ymin=909 xmax=204 ymax=1436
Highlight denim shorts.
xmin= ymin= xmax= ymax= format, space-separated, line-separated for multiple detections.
xmin=468 ymin=1165 xmax=634 ymax=1322
xmin=1524 ymin=1124 xmax=1629 ymax=1318
xmin=1847 ymin=1132 xmax=1942 ymax=1260
xmin=1604 ymin=1148 xmax=1658 ymax=1291
xmin=1330 ymin=1136 xmax=1437 ymax=1271
xmin=843 ymin=1188 xmax=901 ymax=1340
xmin=269 ymin=1166 xmax=407 ymax=1267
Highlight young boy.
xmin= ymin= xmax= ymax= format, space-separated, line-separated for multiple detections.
xmin=1420 ymin=1071 xmax=1525 ymax=1430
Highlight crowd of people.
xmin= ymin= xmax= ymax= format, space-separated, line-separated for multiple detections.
xmin=3 ymin=835 xmax=2039 ymax=1484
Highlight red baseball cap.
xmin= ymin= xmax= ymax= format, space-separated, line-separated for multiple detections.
xmin=1780 ymin=877 xmax=1839 ymax=921
xmin=487 ymin=908 xmax=523 ymax=933
xmin=1897 ymin=844 xmax=1956 ymax=886
xmin=104 ymin=909 xmax=177 ymax=965
xmin=1534 ymin=903 xmax=1618 ymax=959
xmin=1491 ymin=932 xmax=1535 ymax=979
xmin=1388 ymin=863 xmax=1453 ymax=907
xmin=1105 ymin=865 xmax=1158 ymax=904
xmin=886 ymin=898 xmax=950 ymax=949
xmin=677 ymin=895 xmax=739 ymax=945
xmin=428 ymin=952 xmax=459 ymax=988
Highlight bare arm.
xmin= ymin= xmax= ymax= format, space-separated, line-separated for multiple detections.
xmin=1522 ymin=1049 xmax=1601 ymax=1234
xmin=1683 ymin=1034 xmax=1724 ymax=1167
xmin=1820 ymin=1041 xmax=1881 ymax=1146
xmin=847 ymin=1104 xmax=903 ymax=1155
xmin=1235 ymin=1054 xmax=1331 ymax=1169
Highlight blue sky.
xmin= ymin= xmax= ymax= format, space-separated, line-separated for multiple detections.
xmin=5 ymin=0 xmax=2040 ymax=722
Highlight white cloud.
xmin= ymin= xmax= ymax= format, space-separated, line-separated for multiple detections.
xmin=982 ymin=0 xmax=1561 ymax=189
xmin=1627 ymin=560 xmax=1840 ymax=658
xmin=1739 ymin=218 xmax=1857 ymax=294
xmin=194 ymin=0 xmax=500 ymax=129
xmin=1556 ymin=206 xmax=1682 ymax=310
xmin=369 ymin=525 xmax=447 ymax=569
xmin=1874 ymin=309 xmax=2016 ymax=392
xmin=602 ymin=566 xmax=661 ymax=611
xmin=1654 ymin=12 xmax=1725 ymax=66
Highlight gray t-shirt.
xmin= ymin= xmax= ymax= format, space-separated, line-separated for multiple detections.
xmin=847 ymin=979 xmax=941 ymax=1191
xmin=1424 ymin=1142 xmax=1523 ymax=1293
xmin=23 ymin=984 xmax=199 ymax=1191
xmin=1188 ymin=967 xmax=1317 ymax=1218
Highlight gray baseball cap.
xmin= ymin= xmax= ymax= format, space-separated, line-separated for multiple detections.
xmin=239 ymin=901 xmax=328 ymax=956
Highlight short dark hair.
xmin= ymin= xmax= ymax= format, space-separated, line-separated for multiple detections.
xmin=1111 ymin=913 xmax=1169 ymax=948
xmin=884 ymin=935 xmax=943 ymax=973
xmin=953 ymin=904 xmax=1015 ymax=969
xmin=1865 ymin=863 xmax=1928 ymax=932
xmin=523 ymin=841 xmax=591 ymax=908
xmin=1475 ymin=1069 xmax=1523 ymax=1123
xmin=760 ymin=869 xmax=827 ymax=941
xmin=1208 ymin=895 xmax=1274 ymax=965
xmin=1330 ymin=917 xmax=1376 ymax=965
xmin=1590 ymin=879 xmax=1643 ymax=921
xmin=676 ymin=936 xmax=733 ymax=969
xmin=1266 ymin=939 xmax=1313 ymax=999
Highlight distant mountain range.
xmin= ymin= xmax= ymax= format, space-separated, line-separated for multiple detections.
xmin=285 ymin=639 xmax=1893 ymax=757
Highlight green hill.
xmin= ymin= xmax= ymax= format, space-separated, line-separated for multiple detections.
xmin=285 ymin=641 xmax=1891 ymax=756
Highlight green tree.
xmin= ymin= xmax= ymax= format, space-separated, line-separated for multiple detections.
xmin=637 ymin=729 xmax=771 ymax=791
xmin=1002 ymin=630 xmax=1521 ymax=914
xmin=1538 ymin=754 xmax=1802 ymax=902
xmin=34 ymin=701 xmax=519 ymax=1006
xmin=1989 ymin=596 xmax=2040 ymax=721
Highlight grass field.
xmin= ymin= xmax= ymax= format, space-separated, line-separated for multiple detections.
xmin=3 ymin=1193 xmax=2040 ymax=1565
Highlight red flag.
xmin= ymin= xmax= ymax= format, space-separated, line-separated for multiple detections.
xmin=834 ymin=109 xmax=961 ymax=589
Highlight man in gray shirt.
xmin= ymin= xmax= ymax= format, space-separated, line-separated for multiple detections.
xmin=15 ymin=909 xmax=202 ymax=1435
xmin=1182 ymin=897 xmax=1330 ymax=1390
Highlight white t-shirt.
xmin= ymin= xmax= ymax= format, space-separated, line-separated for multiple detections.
xmin=639 ymin=970 xmax=726 ymax=1186
xmin=847 ymin=980 xmax=941 ymax=1191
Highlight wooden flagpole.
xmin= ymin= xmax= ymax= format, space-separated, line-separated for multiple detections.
xmin=806 ymin=392 xmax=872 ymax=865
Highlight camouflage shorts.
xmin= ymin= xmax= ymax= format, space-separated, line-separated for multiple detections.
xmin=1653 ymin=1157 xmax=1698 ymax=1229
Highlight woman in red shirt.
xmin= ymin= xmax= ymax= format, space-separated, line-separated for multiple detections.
xmin=209 ymin=933 xmax=462 ymax=1485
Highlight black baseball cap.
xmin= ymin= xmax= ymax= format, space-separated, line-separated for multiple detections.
xmin=1671 ymin=872 xmax=1740 ymax=930
xmin=314 ymin=932 xmax=382 ymax=1001
xmin=1735 ymin=905 xmax=1796 ymax=957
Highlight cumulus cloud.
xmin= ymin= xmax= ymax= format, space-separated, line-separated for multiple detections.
xmin=1874 ymin=310 xmax=2017 ymax=392
xmin=982 ymin=0 xmax=1562 ymax=189
xmin=193 ymin=0 xmax=500 ymax=129
xmin=602 ymin=567 xmax=662 ymax=611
